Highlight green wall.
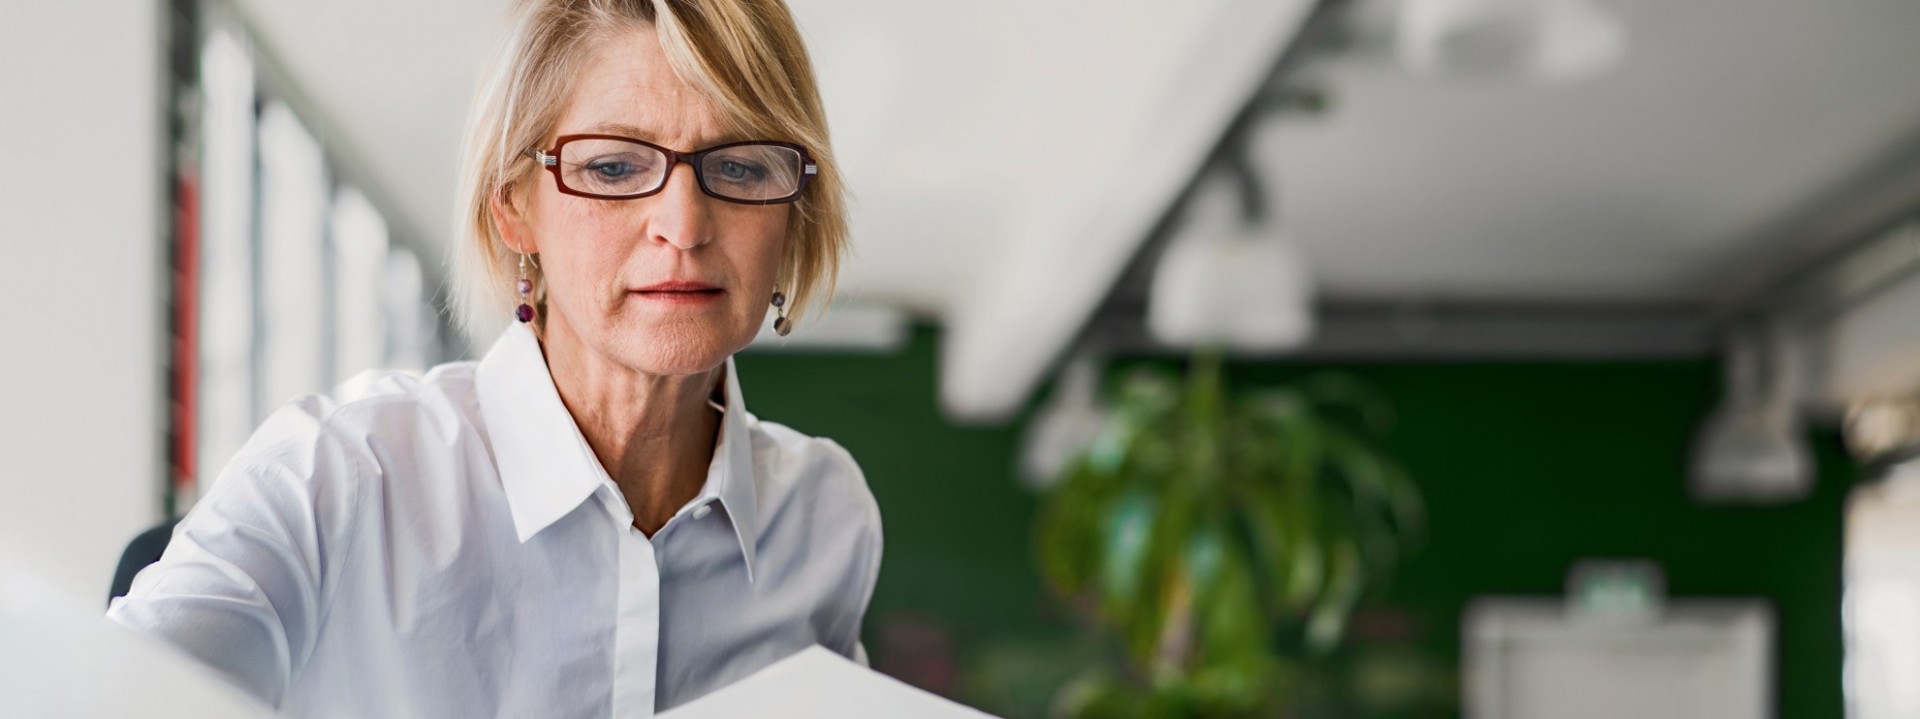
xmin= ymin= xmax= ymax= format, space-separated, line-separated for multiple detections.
xmin=735 ymin=326 xmax=1856 ymax=718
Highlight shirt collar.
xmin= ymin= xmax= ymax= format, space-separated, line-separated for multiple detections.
xmin=475 ymin=323 xmax=760 ymax=580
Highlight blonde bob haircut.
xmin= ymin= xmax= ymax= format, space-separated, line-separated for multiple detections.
xmin=453 ymin=0 xmax=846 ymax=338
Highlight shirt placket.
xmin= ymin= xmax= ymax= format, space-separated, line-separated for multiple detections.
xmin=612 ymin=523 xmax=662 ymax=717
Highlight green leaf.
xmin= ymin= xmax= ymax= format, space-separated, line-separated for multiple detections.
xmin=1305 ymin=537 xmax=1366 ymax=652
xmin=1194 ymin=540 xmax=1267 ymax=666
xmin=1099 ymin=489 xmax=1158 ymax=616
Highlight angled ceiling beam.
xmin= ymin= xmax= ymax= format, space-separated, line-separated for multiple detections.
xmin=938 ymin=0 xmax=1342 ymax=423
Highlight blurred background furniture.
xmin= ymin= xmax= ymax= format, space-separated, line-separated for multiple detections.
xmin=108 ymin=518 xmax=180 ymax=606
xmin=1465 ymin=599 xmax=1772 ymax=719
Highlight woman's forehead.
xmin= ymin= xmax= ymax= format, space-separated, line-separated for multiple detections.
xmin=558 ymin=29 xmax=730 ymax=147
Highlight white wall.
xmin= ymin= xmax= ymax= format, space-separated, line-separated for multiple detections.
xmin=0 ymin=1 xmax=165 ymax=603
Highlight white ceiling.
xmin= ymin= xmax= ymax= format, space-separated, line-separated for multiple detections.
xmin=1266 ymin=0 xmax=1920 ymax=305
xmin=231 ymin=0 xmax=1920 ymax=420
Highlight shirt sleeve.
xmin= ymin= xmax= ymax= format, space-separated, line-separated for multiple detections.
xmin=852 ymin=485 xmax=883 ymax=657
xmin=106 ymin=398 xmax=366 ymax=708
xmin=817 ymin=438 xmax=883 ymax=663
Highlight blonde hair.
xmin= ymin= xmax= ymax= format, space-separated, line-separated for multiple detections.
xmin=452 ymin=0 xmax=846 ymax=338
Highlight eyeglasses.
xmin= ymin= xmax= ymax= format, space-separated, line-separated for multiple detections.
xmin=529 ymin=135 xmax=817 ymax=205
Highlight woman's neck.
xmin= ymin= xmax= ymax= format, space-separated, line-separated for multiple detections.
xmin=537 ymin=314 xmax=724 ymax=537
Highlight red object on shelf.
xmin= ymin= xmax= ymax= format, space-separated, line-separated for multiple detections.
xmin=170 ymin=171 xmax=200 ymax=500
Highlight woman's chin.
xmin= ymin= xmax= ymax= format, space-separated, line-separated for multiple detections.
xmin=606 ymin=321 xmax=748 ymax=377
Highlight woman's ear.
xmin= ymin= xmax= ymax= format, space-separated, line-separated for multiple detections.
xmin=489 ymin=182 xmax=540 ymax=254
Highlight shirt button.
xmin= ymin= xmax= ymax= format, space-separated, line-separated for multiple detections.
xmin=692 ymin=504 xmax=712 ymax=520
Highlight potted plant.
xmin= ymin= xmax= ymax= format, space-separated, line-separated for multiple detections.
xmin=1035 ymin=351 xmax=1424 ymax=717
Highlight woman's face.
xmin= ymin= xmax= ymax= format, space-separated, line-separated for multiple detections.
xmin=503 ymin=27 xmax=789 ymax=377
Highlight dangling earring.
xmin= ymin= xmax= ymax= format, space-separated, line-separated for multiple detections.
xmin=514 ymin=252 xmax=536 ymax=323
xmin=771 ymin=285 xmax=790 ymax=336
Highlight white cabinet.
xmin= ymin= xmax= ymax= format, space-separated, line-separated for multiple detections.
xmin=1465 ymin=599 xmax=1772 ymax=719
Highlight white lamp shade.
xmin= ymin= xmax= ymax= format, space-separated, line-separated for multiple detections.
xmin=1019 ymin=357 xmax=1108 ymax=490
xmin=1147 ymin=189 xmax=1316 ymax=351
xmin=1689 ymin=406 xmax=1814 ymax=503
xmin=1688 ymin=328 xmax=1814 ymax=504
xmin=1397 ymin=0 xmax=1628 ymax=84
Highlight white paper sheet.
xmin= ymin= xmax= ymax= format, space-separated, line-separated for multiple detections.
xmin=659 ymin=646 xmax=1002 ymax=719
xmin=1 ymin=559 xmax=270 ymax=718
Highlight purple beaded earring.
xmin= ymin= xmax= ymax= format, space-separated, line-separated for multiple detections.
xmin=514 ymin=253 xmax=536 ymax=324
xmin=771 ymin=285 xmax=791 ymax=336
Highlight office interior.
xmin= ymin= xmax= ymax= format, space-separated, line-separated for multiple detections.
xmin=4 ymin=0 xmax=1920 ymax=717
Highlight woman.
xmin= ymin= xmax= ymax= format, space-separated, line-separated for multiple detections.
xmin=106 ymin=0 xmax=879 ymax=716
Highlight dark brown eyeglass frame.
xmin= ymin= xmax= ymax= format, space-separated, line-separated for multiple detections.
xmin=529 ymin=134 xmax=818 ymax=205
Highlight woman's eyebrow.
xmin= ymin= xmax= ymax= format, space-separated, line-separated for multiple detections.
xmin=576 ymin=121 xmax=746 ymax=147
xmin=578 ymin=121 xmax=655 ymax=139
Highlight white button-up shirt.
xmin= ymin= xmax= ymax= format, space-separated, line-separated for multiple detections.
xmin=107 ymin=323 xmax=884 ymax=718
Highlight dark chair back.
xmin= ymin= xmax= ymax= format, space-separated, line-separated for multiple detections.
xmin=109 ymin=517 xmax=180 ymax=607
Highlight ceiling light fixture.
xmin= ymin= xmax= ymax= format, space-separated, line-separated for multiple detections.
xmin=1147 ymin=168 xmax=1316 ymax=352
xmin=1018 ymin=355 xmax=1110 ymax=491
xmin=1689 ymin=324 xmax=1815 ymax=504
xmin=1397 ymin=0 xmax=1629 ymax=84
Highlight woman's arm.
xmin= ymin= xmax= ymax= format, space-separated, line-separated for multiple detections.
xmin=817 ymin=438 xmax=883 ymax=665
xmin=106 ymin=398 xmax=366 ymax=708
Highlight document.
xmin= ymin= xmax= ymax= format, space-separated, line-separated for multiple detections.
xmin=659 ymin=645 xmax=1002 ymax=719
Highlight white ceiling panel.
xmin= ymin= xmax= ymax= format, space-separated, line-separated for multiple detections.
xmin=1265 ymin=0 xmax=1920 ymax=303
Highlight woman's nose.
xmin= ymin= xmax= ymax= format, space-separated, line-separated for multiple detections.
xmin=646 ymin=162 xmax=715 ymax=250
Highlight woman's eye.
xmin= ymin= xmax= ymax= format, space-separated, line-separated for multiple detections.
xmin=716 ymin=160 xmax=765 ymax=182
xmin=588 ymin=160 xmax=634 ymax=178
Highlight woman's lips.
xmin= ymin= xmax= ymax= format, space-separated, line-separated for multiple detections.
xmin=629 ymin=281 xmax=724 ymax=305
